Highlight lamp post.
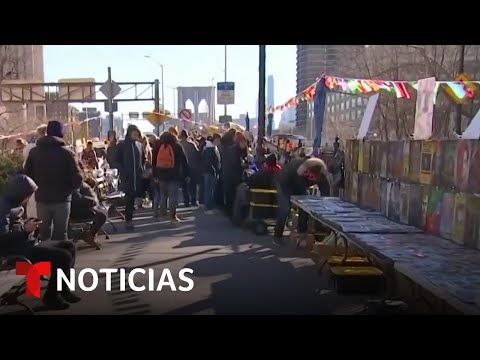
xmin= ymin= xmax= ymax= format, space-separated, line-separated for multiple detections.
xmin=224 ymin=45 xmax=227 ymax=116
xmin=145 ymin=55 xmax=165 ymax=130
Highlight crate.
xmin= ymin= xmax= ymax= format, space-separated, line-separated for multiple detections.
xmin=329 ymin=266 xmax=385 ymax=295
xmin=250 ymin=189 xmax=277 ymax=206
xmin=249 ymin=204 xmax=276 ymax=220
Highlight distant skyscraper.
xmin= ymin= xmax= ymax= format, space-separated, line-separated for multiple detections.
xmin=267 ymin=75 xmax=275 ymax=109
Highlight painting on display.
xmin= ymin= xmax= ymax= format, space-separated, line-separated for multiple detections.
xmin=452 ymin=193 xmax=467 ymax=245
xmin=402 ymin=141 xmax=409 ymax=180
xmin=455 ymin=140 xmax=471 ymax=192
xmin=409 ymin=140 xmax=422 ymax=182
xmin=362 ymin=141 xmax=370 ymax=174
xmin=419 ymin=140 xmax=436 ymax=185
xmin=425 ymin=186 xmax=443 ymax=235
xmin=380 ymin=178 xmax=389 ymax=216
xmin=386 ymin=181 xmax=400 ymax=222
xmin=345 ymin=140 xmax=353 ymax=171
xmin=439 ymin=192 xmax=455 ymax=240
xmin=468 ymin=141 xmax=480 ymax=194
xmin=352 ymin=140 xmax=359 ymax=172
xmin=408 ymin=183 xmax=424 ymax=228
xmin=399 ymin=182 xmax=409 ymax=224
xmin=465 ymin=194 xmax=480 ymax=249
xmin=387 ymin=141 xmax=403 ymax=179
xmin=358 ymin=141 xmax=364 ymax=172
xmin=351 ymin=172 xmax=358 ymax=203
xmin=436 ymin=140 xmax=456 ymax=188
xmin=421 ymin=185 xmax=429 ymax=231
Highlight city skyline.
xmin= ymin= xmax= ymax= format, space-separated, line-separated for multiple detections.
xmin=43 ymin=45 xmax=297 ymax=123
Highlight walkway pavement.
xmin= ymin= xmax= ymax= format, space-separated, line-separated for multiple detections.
xmin=1 ymin=206 xmax=362 ymax=315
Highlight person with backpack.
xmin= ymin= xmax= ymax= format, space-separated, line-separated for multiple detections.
xmin=202 ymin=134 xmax=221 ymax=214
xmin=152 ymin=131 xmax=189 ymax=223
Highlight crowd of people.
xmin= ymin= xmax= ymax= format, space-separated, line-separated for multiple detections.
xmin=0 ymin=118 xmax=343 ymax=311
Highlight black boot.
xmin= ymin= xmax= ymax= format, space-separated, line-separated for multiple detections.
xmin=62 ymin=290 xmax=82 ymax=304
xmin=43 ymin=290 xmax=70 ymax=310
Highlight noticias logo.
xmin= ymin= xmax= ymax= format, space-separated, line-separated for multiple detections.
xmin=16 ymin=262 xmax=194 ymax=298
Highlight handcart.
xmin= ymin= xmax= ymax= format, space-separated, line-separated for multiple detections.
xmin=247 ymin=188 xmax=278 ymax=235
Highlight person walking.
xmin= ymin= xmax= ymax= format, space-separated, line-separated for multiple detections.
xmin=179 ymin=130 xmax=201 ymax=207
xmin=202 ymin=134 xmax=221 ymax=214
xmin=115 ymin=124 xmax=145 ymax=230
xmin=24 ymin=120 xmax=83 ymax=241
xmin=152 ymin=131 xmax=189 ymax=223
xmin=81 ymin=140 xmax=99 ymax=170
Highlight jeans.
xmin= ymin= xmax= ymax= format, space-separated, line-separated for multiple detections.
xmin=124 ymin=193 xmax=136 ymax=222
xmin=159 ymin=180 xmax=179 ymax=216
xmin=203 ymin=173 xmax=217 ymax=211
xmin=152 ymin=182 xmax=161 ymax=210
xmin=182 ymin=174 xmax=198 ymax=205
xmin=28 ymin=240 xmax=76 ymax=293
xmin=274 ymin=182 xmax=309 ymax=238
xmin=37 ymin=202 xmax=71 ymax=241
xmin=224 ymin=181 xmax=240 ymax=217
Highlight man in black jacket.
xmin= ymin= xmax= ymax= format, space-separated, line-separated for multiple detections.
xmin=152 ymin=131 xmax=189 ymax=223
xmin=0 ymin=175 xmax=80 ymax=310
xmin=24 ymin=120 xmax=83 ymax=242
xmin=273 ymin=157 xmax=331 ymax=246
xmin=202 ymin=134 xmax=221 ymax=214
xmin=71 ymin=178 xmax=105 ymax=250
xmin=115 ymin=124 xmax=146 ymax=230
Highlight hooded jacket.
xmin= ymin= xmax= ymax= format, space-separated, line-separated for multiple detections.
xmin=115 ymin=125 xmax=146 ymax=194
xmin=0 ymin=175 xmax=38 ymax=256
xmin=180 ymin=138 xmax=201 ymax=173
xmin=152 ymin=132 xmax=189 ymax=182
xmin=275 ymin=157 xmax=331 ymax=196
xmin=24 ymin=136 xmax=83 ymax=203
xmin=71 ymin=182 xmax=99 ymax=220
xmin=202 ymin=140 xmax=221 ymax=176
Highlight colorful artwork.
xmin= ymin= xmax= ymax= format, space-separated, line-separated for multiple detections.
xmin=421 ymin=186 xmax=429 ymax=231
xmin=352 ymin=140 xmax=359 ymax=172
xmin=420 ymin=141 xmax=436 ymax=185
xmin=468 ymin=141 xmax=480 ymax=194
xmin=387 ymin=141 xmax=403 ymax=179
xmin=407 ymin=183 xmax=422 ymax=228
xmin=425 ymin=187 xmax=443 ymax=235
xmin=437 ymin=140 xmax=456 ymax=188
xmin=358 ymin=141 xmax=364 ymax=172
xmin=362 ymin=141 xmax=370 ymax=174
xmin=351 ymin=172 xmax=358 ymax=203
xmin=402 ymin=141 xmax=409 ymax=180
xmin=386 ymin=181 xmax=400 ymax=222
xmin=399 ymin=183 xmax=409 ymax=224
xmin=409 ymin=140 xmax=422 ymax=182
xmin=465 ymin=194 xmax=480 ymax=249
xmin=369 ymin=141 xmax=380 ymax=175
xmin=370 ymin=176 xmax=381 ymax=211
xmin=380 ymin=179 xmax=388 ymax=216
xmin=452 ymin=193 xmax=466 ymax=245
xmin=380 ymin=142 xmax=388 ymax=178
xmin=439 ymin=192 xmax=455 ymax=240
xmin=455 ymin=140 xmax=471 ymax=192
xmin=345 ymin=140 xmax=353 ymax=171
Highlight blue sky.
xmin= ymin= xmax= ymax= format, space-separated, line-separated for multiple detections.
xmin=44 ymin=45 xmax=297 ymax=121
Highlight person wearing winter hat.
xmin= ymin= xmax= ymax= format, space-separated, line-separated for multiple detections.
xmin=24 ymin=120 xmax=83 ymax=241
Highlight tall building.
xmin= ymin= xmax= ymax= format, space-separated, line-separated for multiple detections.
xmin=296 ymin=45 xmax=366 ymax=145
xmin=267 ymin=75 xmax=274 ymax=109
xmin=1 ymin=45 xmax=45 ymax=133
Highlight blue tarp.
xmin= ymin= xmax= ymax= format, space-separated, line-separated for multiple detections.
xmin=313 ymin=78 xmax=327 ymax=151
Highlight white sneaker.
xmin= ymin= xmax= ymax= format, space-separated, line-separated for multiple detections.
xmin=205 ymin=210 xmax=215 ymax=215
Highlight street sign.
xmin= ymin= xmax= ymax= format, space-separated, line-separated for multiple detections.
xmin=100 ymin=80 xmax=121 ymax=99
xmin=179 ymin=109 xmax=192 ymax=121
xmin=219 ymin=115 xmax=232 ymax=124
xmin=104 ymin=101 xmax=118 ymax=112
xmin=217 ymin=82 xmax=235 ymax=105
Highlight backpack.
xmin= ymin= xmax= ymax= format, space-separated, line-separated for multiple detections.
xmin=156 ymin=144 xmax=175 ymax=169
